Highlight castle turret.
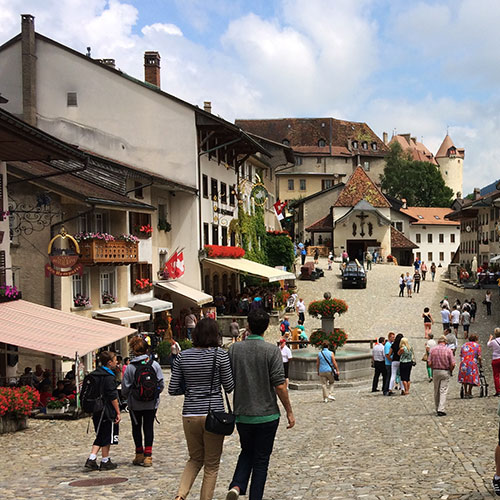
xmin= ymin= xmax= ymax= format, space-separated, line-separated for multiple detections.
xmin=435 ymin=134 xmax=464 ymax=198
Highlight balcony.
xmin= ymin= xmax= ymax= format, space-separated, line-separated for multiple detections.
xmin=79 ymin=240 xmax=138 ymax=265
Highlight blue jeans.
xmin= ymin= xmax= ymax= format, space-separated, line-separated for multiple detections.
xmin=186 ymin=328 xmax=193 ymax=340
xmin=229 ymin=419 xmax=279 ymax=500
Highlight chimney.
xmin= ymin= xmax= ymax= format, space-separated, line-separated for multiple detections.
xmin=473 ymin=188 xmax=481 ymax=200
xmin=21 ymin=14 xmax=37 ymax=125
xmin=401 ymin=133 xmax=411 ymax=145
xmin=401 ymin=198 xmax=407 ymax=209
xmin=383 ymin=132 xmax=388 ymax=144
xmin=204 ymin=101 xmax=212 ymax=113
xmin=144 ymin=51 xmax=161 ymax=88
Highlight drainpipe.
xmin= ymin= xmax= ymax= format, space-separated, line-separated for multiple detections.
xmin=197 ymin=137 xmax=204 ymax=291
xmin=50 ymin=207 xmax=95 ymax=309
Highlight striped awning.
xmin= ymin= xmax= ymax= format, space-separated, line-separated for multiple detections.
xmin=0 ymin=300 xmax=135 ymax=358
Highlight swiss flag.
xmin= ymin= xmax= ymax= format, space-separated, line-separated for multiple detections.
xmin=164 ymin=251 xmax=177 ymax=278
xmin=273 ymin=200 xmax=287 ymax=221
xmin=175 ymin=252 xmax=185 ymax=278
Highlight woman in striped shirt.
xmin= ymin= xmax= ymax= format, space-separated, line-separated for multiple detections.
xmin=169 ymin=318 xmax=234 ymax=500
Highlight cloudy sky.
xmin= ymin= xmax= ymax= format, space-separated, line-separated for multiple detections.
xmin=1 ymin=0 xmax=498 ymax=194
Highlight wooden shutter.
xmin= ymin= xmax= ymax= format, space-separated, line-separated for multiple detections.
xmin=0 ymin=251 xmax=6 ymax=286
xmin=130 ymin=262 xmax=139 ymax=293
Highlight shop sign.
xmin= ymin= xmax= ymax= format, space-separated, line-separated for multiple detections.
xmin=45 ymin=228 xmax=83 ymax=277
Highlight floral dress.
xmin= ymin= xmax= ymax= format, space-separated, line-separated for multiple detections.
xmin=458 ymin=342 xmax=481 ymax=385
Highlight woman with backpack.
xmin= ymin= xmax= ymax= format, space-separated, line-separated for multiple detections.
xmin=169 ymin=318 xmax=234 ymax=500
xmin=122 ymin=336 xmax=164 ymax=467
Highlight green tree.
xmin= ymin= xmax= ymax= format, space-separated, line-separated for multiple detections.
xmin=380 ymin=142 xmax=454 ymax=206
xmin=238 ymin=205 xmax=267 ymax=264
xmin=264 ymin=233 xmax=295 ymax=272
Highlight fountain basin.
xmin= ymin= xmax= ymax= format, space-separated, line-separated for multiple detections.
xmin=288 ymin=347 xmax=372 ymax=381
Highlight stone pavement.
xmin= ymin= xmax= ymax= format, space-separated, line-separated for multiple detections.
xmin=1 ymin=260 xmax=500 ymax=499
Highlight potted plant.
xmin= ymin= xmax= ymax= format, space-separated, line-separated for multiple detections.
xmin=158 ymin=218 xmax=172 ymax=232
xmin=0 ymin=386 xmax=39 ymax=433
xmin=0 ymin=285 xmax=21 ymax=303
xmin=135 ymin=278 xmax=153 ymax=293
xmin=308 ymin=298 xmax=348 ymax=332
xmin=101 ymin=291 xmax=116 ymax=305
xmin=156 ymin=341 xmax=172 ymax=365
xmin=137 ymin=224 xmax=153 ymax=238
xmin=73 ymin=294 xmax=91 ymax=308
xmin=46 ymin=397 xmax=69 ymax=414
xmin=309 ymin=328 xmax=348 ymax=352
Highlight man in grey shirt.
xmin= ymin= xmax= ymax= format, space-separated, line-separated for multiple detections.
xmin=226 ymin=309 xmax=295 ymax=500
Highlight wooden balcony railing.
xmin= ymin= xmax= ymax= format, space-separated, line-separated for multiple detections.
xmin=79 ymin=240 xmax=138 ymax=265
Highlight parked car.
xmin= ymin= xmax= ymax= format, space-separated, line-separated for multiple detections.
xmin=342 ymin=263 xmax=367 ymax=288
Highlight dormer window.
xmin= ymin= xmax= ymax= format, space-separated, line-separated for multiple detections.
xmin=434 ymin=215 xmax=440 ymax=220
xmin=362 ymin=141 xmax=368 ymax=150
xmin=282 ymin=139 xmax=290 ymax=146
xmin=418 ymin=215 xmax=424 ymax=219
xmin=352 ymin=141 xmax=358 ymax=149
xmin=371 ymin=142 xmax=377 ymax=151
xmin=318 ymin=139 xmax=326 ymax=147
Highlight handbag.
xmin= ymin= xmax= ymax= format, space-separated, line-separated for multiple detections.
xmin=321 ymin=351 xmax=339 ymax=381
xmin=421 ymin=352 xmax=428 ymax=362
xmin=411 ymin=347 xmax=417 ymax=367
xmin=205 ymin=349 xmax=235 ymax=436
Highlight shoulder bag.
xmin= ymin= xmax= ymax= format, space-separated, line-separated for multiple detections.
xmin=205 ymin=349 xmax=235 ymax=436
xmin=321 ymin=350 xmax=339 ymax=381
xmin=410 ymin=347 xmax=417 ymax=367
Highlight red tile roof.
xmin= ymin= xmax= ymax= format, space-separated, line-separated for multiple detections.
xmin=389 ymin=134 xmax=438 ymax=165
xmin=391 ymin=226 xmax=418 ymax=249
xmin=235 ymin=118 xmax=388 ymax=158
xmin=334 ymin=166 xmax=391 ymax=208
xmin=435 ymin=134 xmax=464 ymax=159
xmin=400 ymin=207 xmax=459 ymax=226
xmin=305 ymin=213 xmax=333 ymax=232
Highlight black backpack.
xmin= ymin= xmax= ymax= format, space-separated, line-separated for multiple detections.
xmin=80 ymin=372 xmax=103 ymax=414
xmin=132 ymin=358 xmax=158 ymax=402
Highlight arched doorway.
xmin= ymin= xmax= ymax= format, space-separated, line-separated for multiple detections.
xmin=213 ymin=274 xmax=220 ymax=295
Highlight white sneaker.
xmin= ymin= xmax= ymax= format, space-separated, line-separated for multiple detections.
xmin=324 ymin=398 xmax=329 ymax=403
xmin=328 ymin=395 xmax=336 ymax=401
xmin=226 ymin=488 xmax=240 ymax=500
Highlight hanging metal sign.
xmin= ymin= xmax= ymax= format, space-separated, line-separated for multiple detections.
xmin=45 ymin=227 xmax=83 ymax=277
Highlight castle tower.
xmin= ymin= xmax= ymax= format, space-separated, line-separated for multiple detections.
xmin=435 ymin=134 xmax=464 ymax=198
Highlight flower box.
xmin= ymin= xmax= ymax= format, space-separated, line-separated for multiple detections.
xmin=79 ymin=239 xmax=138 ymax=265
xmin=204 ymin=245 xmax=245 ymax=258
xmin=0 ymin=291 xmax=22 ymax=303
xmin=46 ymin=407 xmax=65 ymax=415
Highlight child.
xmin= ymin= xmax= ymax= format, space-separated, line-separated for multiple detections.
xmin=422 ymin=307 xmax=434 ymax=339
xmin=424 ymin=334 xmax=436 ymax=382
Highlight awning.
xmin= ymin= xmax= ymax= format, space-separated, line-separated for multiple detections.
xmin=203 ymin=258 xmax=296 ymax=282
xmin=0 ymin=300 xmax=135 ymax=358
xmin=94 ymin=308 xmax=150 ymax=325
xmin=155 ymin=281 xmax=213 ymax=306
xmin=490 ymin=255 xmax=500 ymax=263
xmin=133 ymin=299 xmax=173 ymax=314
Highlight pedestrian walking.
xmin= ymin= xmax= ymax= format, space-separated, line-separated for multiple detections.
xmin=313 ymin=248 xmax=319 ymax=265
xmin=169 ymin=318 xmax=234 ymax=500
xmin=398 ymin=274 xmax=405 ymax=297
xmin=185 ymin=307 xmax=198 ymax=341
xmin=317 ymin=342 xmax=339 ymax=402
xmin=413 ymin=258 xmax=420 ymax=271
xmin=229 ymin=318 xmax=240 ymax=343
xmin=423 ymin=334 xmax=437 ymax=382
xmin=461 ymin=307 xmax=471 ymax=340
xmin=300 ymin=246 xmax=306 ymax=266
xmin=122 ymin=337 xmax=164 ymax=467
xmin=445 ymin=328 xmax=457 ymax=356
xmin=430 ymin=262 xmax=437 ymax=281
xmin=440 ymin=306 xmax=451 ymax=332
xmin=398 ymin=337 xmax=415 ymax=395
xmin=470 ymin=298 xmax=477 ymax=323
xmin=485 ymin=290 xmax=493 ymax=316
xmin=413 ymin=270 xmax=421 ymax=293
xmin=372 ymin=336 xmax=386 ymax=392
xmin=422 ymin=307 xmax=434 ymax=338
xmin=458 ymin=334 xmax=482 ymax=399
xmin=296 ymin=298 xmax=306 ymax=324
xmin=388 ymin=334 xmax=403 ymax=393
xmin=327 ymin=251 xmax=333 ymax=270
xmin=84 ymin=351 xmax=121 ymax=471
xmin=428 ymin=336 xmax=456 ymax=416
xmin=279 ymin=338 xmax=292 ymax=389
xmin=226 ymin=309 xmax=295 ymax=500
xmin=383 ymin=332 xmax=395 ymax=395
xmin=421 ymin=261 xmax=428 ymax=280
xmin=366 ymin=251 xmax=373 ymax=270
xmin=405 ymin=272 xmax=413 ymax=297
xmin=488 ymin=328 xmax=500 ymax=397
xmin=450 ymin=305 xmax=460 ymax=336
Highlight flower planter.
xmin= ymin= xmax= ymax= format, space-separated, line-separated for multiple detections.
xmin=46 ymin=407 xmax=65 ymax=415
xmin=0 ymin=414 xmax=28 ymax=434
xmin=79 ymin=239 xmax=138 ymax=265
xmin=0 ymin=291 xmax=22 ymax=303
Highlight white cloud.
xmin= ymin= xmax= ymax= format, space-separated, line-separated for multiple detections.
xmin=142 ymin=23 xmax=183 ymax=37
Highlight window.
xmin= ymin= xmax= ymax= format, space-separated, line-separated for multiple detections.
xmin=362 ymin=142 xmax=368 ymax=150
xmin=371 ymin=142 xmax=377 ymax=151
xmin=229 ymin=185 xmax=235 ymax=206
xmin=202 ymin=175 xmax=208 ymax=198
xmin=352 ymin=141 xmax=358 ymax=149
xmin=220 ymin=182 xmax=227 ymax=204
xmin=67 ymin=92 xmax=78 ymax=106
xmin=203 ymin=223 xmax=209 ymax=245
xmin=295 ymin=156 xmax=303 ymax=166
xmin=282 ymin=139 xmax=290 ymax=146
xmin=427 ymin=233 xmax=433 ymax=243
xmin=322 ymin=179 xmax=333 ymax=190
xmin=221 ymin=226 xmax=228 ymax=246
xmin=288 ymin=179 xmax=295 ymax=191
xmin=134 ymin=181 xmax=144 ymax=199
xmin=416 ymin=233 xmax=421 ymax=243
xmin=428 ymin=252 xmax=433 ymax=261
xmin=439 ymin=233 xmax=444 ymax=243
xmin=363 ymin=161 xmax=370 ymax=171
xmin=129 ymin=212 xmax=151 ymax=236
xmin=248 ymin=164 xmax=253 ymax=181
xmin=72 ymin=271 xmax=90 ymax=305
xmin=211 ymin=178 xmax=218 ymax=200
xmin=316 ymin=157 xmax=322 ymax=164
xmin=131 ymin=262 xmax=152 ymax=294
xmin=79 ymin=212 xmax=109 ymax=233
xmin=450 ymin=233 xmax=455 ymax=243
xmin=100 ymin=269 xmax=116 ymax=304
xmin=212 ymin=224 xmax=219 ymax=245
xmin=439 ymin=252 xmax=444 ymax=261
xmin=230 ymin=231 xmax=236 ymax=246
xmin=318 ymin=139 xmax=326 ymax=147
xmin=395 ymin=221 xmax=403 ymax=232
xmin=299 ymin=179 xmax=307 ymax=191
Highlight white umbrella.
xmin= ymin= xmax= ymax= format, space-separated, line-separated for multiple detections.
xmin=490 ymin=255 xmax=500 ymax=263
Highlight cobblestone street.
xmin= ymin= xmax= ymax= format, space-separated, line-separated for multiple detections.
xmin=2 ymin=260 xmax=500 ymax=499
